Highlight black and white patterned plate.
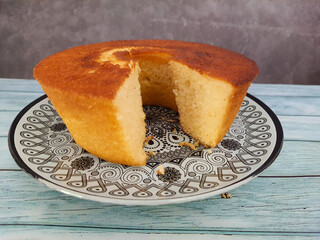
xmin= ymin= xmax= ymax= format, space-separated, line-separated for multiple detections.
xmin=9 ymin=94 xmax=283 ymax=205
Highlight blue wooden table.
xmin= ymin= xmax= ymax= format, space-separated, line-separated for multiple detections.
xmin=0 ymin=78 xmax=319 ymax=239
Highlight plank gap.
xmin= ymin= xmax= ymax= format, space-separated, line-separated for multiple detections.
xmin=284 ymin=139 xmax=320 ymax=143
xmin=0 ymin=224 xmax=319 ymax=236
xmin=0 ymin=169 xmax=22 ymax=172
xmin=0 ymin=90 xmax=43 ymax=94
xmin=252 ymin=95 xmax=320 ymax=98
xmin=258 ymin=175 xmax=320 ymax=178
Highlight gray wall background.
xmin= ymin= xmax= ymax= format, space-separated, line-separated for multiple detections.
xmin=1 ymin=0 xmax=319 ymax=84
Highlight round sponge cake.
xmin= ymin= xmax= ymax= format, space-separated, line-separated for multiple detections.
xmin=34 ymin=40 xmax=259 ymax=166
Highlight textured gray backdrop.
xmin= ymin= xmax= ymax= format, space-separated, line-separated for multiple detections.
xmin=1 ymin=0 xmax=319 ymax=84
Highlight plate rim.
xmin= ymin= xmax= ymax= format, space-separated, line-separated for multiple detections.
xmin=8 ymin=93 xmax=284 ymax=205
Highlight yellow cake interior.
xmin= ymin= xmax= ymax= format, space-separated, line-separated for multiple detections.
xmin=110 ymin=54 xmax=243 ymax=165
xmin=113 ymin=64 xmax=147 ymax=165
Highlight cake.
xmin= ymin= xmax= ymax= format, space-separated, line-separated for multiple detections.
xmin=33 ymin=40 xmax=259 ymax=166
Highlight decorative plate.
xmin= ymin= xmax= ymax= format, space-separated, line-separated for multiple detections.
xmin=9 ymin=94 xmax=283 ymax=205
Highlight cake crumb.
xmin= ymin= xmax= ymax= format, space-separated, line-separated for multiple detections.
xmin=167 ymin=119 xmax=176 ymax=122
xmin=172 ymin=128 xmax=177 ymax=133
xmin=161 ymin=117 xmax=165 ymax=121
xmin=148 ymin=150 xmax=155 ymax=156
xmin=179 ymin=142 xmax=198 ymax=150
xmin=144 ymin=136 xmax=154 ymax=146
xmin=157 ymin=165 xmax=165 ymax=175
xmin=207 ymin=149 xmax=213 ymax=154
xmin=221 ymin=192 xmax=232 ymax=199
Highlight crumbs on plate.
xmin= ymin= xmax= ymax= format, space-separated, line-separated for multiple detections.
xmin=144 ymin=136 xmax=154 ymax=146
xmin=148 ymin=150 xmax=155 ymax=156
xmin=179 ymin=141 xmax=199 ymax=150
xmin=221 ymin=192 xmax=232 ymax=199
xmin=157 ymin=165 xmax=165 ymax=175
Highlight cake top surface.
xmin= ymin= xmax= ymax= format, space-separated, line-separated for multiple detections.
xmin=34 ymin=39 xmax=259 ymax=98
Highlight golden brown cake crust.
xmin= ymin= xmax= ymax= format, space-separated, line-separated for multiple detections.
xmin=34 ymin=40 xmax=258 ymax=99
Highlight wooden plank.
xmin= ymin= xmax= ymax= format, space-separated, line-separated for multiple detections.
xmin=248 ymin=84 xmax=320 ymax=97
xmin=2 ymin=137 xmax=320 ymax=177
xmin=1 ymin=79 xmax=320 ymax=97
xmin=1 ymin=81 xmax=320 ymax=117
xmin=258 ymin=140 xmax=320 ymax=177
xmin=0 ymin=226 xmax=318 ymax=239
xmin=0 ymin=137 xmax=17 ymax=169
xmin=0 ymin=78 xmax=43 ymax=93
xmin=0 ymin=111 xmax=17 ymax=136
xmin=255 ymin=96 xmax=320 ymax=116
xmin=0 ymin=92 xmax=44 ymax=111
xmin=0 ymin=171 xmax=319 ymax=233
xmin=1 ymin=106 xmax=320 ymax=140
xmin=1 ymin=85 xmax=320 ymax=116
xmin=1 ymin=89 xmax=320 ymax=117
xmin=279 ymin=115 xmax=320 ymax=141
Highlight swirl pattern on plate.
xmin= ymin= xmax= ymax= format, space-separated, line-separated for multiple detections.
xmin=13 ymin=97 xmax=277 ymax=201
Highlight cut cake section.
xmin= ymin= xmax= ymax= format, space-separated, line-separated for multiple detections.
xmin=34 ymin=40 xmax=259 ymax=166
